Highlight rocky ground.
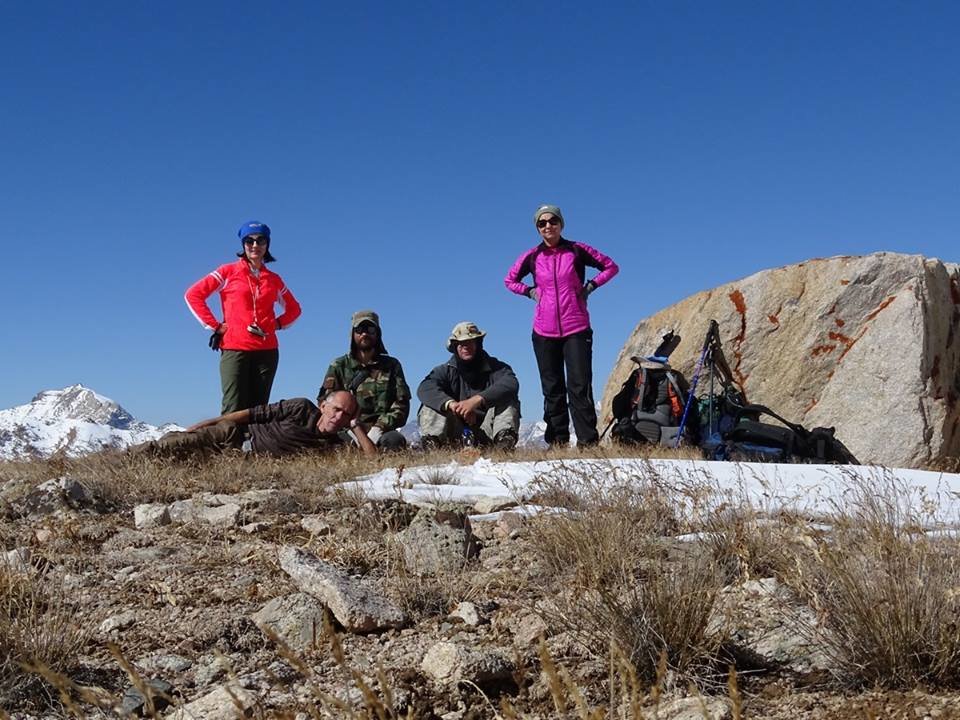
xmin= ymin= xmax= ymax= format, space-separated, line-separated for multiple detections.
xmin=3 ymin=451 xmax=960 ymax=719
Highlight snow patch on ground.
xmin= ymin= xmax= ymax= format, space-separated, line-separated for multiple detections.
xmin=346 ymin=457 xmax=960 ymax=527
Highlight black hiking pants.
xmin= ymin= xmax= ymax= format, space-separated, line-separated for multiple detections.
xmin=532 ymin=329 xmax=599 ymax=446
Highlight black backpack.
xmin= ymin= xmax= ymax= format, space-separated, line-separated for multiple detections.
xmin=611 ymin=360 xmax=696 ymax=446
xmin=722 ymin=403 xmax=859 ymax=464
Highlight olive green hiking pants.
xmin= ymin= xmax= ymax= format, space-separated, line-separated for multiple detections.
xmin=131 ymin=421 xmax=246 ymax=460
xmin=219 ymin=349 xmax=279 ymax=413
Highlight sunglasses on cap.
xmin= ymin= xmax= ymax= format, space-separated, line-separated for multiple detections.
xmin=354 ymin=324 xmax=378 ymax=335
xmin=243 ymin=236 xmax=269 ymax=246
xmin=536 ymin=217 xmax=561 ymax=228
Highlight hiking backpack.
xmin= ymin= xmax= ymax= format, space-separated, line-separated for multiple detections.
xmin=611 ymin=361 xmax=696 ymax=446
xmin=722 ymin=403 xmax=860 ymax=464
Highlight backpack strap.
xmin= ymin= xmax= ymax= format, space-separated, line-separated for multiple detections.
xmin=347 ymin=367 xmax=371 ymax=394
xmin=664 ymin=371 xmax=686 ymax=420
xmin=734 ymin=403 xmax=809 ymax=438
xmin=523 ymin=245 xmax=544 ymax=286
xmin=630 ymin=368 xmax=647 ymax=410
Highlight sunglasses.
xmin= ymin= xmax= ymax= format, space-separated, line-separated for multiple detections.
xmin=243 ymin=237 xmax=269 ymax=246
xmin=354 ymin=324 xmax=378 ymax=335
xmin=536 ymin=217 xmax=561 ymax=228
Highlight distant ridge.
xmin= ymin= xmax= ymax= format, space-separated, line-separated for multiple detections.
xmin=0 ymin=385 xmax=179 ymax=460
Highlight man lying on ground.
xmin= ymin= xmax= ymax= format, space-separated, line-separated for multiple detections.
xmin=130 ymin=390 xmax=376 ymax=459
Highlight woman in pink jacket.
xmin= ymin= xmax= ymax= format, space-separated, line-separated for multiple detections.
xmin=505 ymin=205 xmax=619 ymax=446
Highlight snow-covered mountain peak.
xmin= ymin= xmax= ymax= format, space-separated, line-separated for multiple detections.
xmin=25 ymin=384 xmax=135 ymax=428
xmin=0 ymin=386 xmax=177 ymax=460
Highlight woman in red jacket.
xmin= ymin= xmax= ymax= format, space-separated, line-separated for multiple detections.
xmin=185 ymin=221 xmax=302 ymax=414
xmin=505 ymin=205 xmax=618 ymax=447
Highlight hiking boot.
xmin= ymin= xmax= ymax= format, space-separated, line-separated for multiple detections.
xmin=378 ymin=430 xmax=408 ymax=452
xmin=493 ymin=429 xmax=518 ymax=451
xmin=469 ymin=428 xmax=492 ymax=447
xmin=419 ymin=435 xmax=443 ymax=452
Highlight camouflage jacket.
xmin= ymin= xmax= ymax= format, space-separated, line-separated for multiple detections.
xmin=318 ymin=354 xmax=411 ymax=431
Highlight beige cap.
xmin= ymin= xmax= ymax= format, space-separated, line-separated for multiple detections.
xmin=447 ymin=321 xmax=486 ymax=352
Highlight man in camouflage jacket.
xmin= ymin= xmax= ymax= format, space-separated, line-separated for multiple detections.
xmin=318 ymin=310 xmax=411 ymax=450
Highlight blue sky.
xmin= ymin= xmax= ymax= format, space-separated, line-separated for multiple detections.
xmin=4 ymin=1 xmax=958 ymax=425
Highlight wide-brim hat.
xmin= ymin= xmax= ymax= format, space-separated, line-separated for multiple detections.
xmin=446 ymin=321 xmax=486 ymax=352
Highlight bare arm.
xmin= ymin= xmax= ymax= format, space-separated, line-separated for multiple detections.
xmin=187 ymin=409 xmax=252 ymax=432
xmin=351 ymin=422 xmax=378 ymax=458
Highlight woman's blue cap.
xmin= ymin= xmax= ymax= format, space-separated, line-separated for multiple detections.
xmin=238 ymin=221 xmax=271 ymax=239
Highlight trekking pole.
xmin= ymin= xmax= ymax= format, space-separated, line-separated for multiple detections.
xmin=598 ymin=415 xmax=615 ymax=442
xmin=708 ymin=348 xmax=716 ymax=438
xmin=674 ymin=321 xmax=718 ymax=448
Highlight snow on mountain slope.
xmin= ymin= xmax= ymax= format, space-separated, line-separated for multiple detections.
xmin=0 ymin=385 xmax=179 ymax=459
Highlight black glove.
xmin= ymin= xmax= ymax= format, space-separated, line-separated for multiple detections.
xmin=208 ymin=331 xmax=222 ymax=351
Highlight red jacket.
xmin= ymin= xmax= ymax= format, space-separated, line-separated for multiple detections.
xmin=505 ymin=239 xmax=618 ymax=338
xmin=185 ymin=259 xmax=301 ymax=351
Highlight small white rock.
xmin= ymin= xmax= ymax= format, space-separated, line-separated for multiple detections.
xmin=300 ymin=515 xmax=332 ymax=536
xmin=448 ymin=602 xmax=481 ymax=627
xmin=472 ymin=497 xmax=518 ymax=514
xmin=99 ymin=610 xmax=138 ymax=634
xmin=2 ymin=547 xmax=31 ymax=573
xmin=164 ymin=681 xmax=255 ymax=719
xmin=241 ymin=521 xmax=270 ymax=534
xmin=134 ymin=503 xmax=171 ymax=529
xmin=197 ymin=503 xmax=241 ymax=528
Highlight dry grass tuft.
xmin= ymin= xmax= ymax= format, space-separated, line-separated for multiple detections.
xmin=382 ymin=542 xmax=479 ymax=620
xmin=0 ymin=564 xmax=92 ymax=707
xmin=527 ymin=464 xmax=726 ymax=683
xmin=701 ymin=500 xmax=817 ymax=584
xmin=791 ymin=473 xmax=960 ymax=688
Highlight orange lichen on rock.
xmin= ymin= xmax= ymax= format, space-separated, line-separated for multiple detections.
xmin=768 ymin=314 xmax=779 ymax=325
xmin=865 ymin=296 xmax=897 ymax=322
xmin=835 ymin=318 xmax=845 ymax=327
xmin=811 ymin=344 xmax=837 ymax=357
xmin=803 ymin=398 xmax=818 ymax=414
xmin=840 ymin=279 xmax=850 ymax=285
xmin=729 ymin=289 xmax=747 ymax=316
xmin=727 ymin=289 xmax=749 ymax=388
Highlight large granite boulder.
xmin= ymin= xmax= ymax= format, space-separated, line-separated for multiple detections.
xmin=600 ymin=253 xmax=960 ymax=468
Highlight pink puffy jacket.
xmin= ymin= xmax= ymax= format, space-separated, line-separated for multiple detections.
xmin=505 ymin=239 xmax=619 ymax=338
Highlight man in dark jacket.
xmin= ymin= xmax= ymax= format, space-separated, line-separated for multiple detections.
xmin=131 ymin=391 xmax=376 ymax=459
xmin=318 ymin=310 xmax=411 ymax=451
xmin=417 ymin=321 xmax=520 ymax=450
